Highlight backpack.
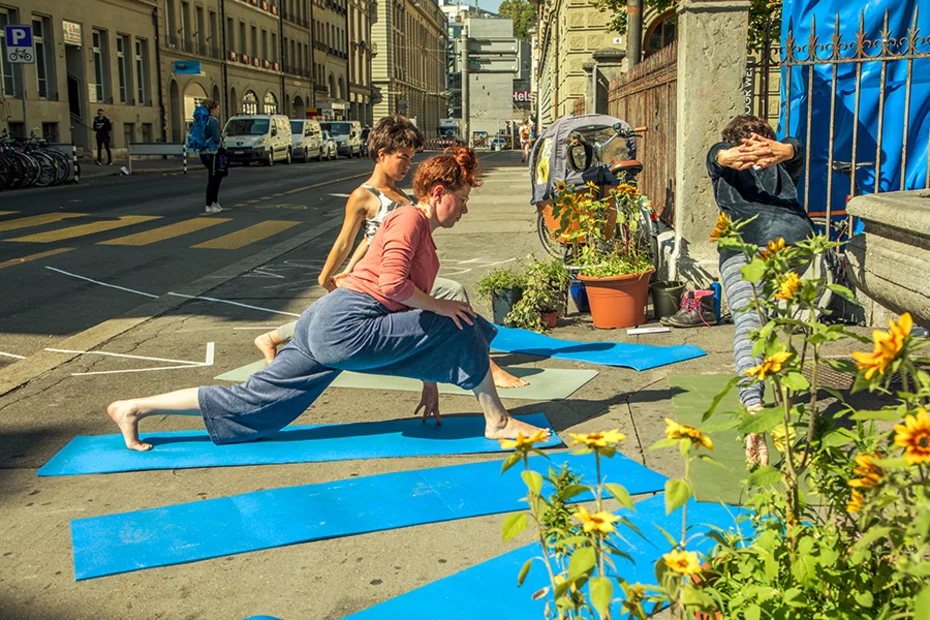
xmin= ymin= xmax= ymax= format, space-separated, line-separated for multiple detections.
xmin=186 ymin=107 xmax=212 ymax=152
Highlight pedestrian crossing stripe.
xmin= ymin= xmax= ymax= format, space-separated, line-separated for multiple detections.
xmin=0 ymin=247 xmax=74 ymax=270
xmin=0 ymin=211 xmax=16 ymax=217
xmin=99 ymin=218 xmax=231 ymax=246
xmin=0 ymin=212 xmax=88 ymax=233
xmin=192 ymin=220 xmax=300 ymax=250
xmin=7 ymin=216 xmax=161 ymax=243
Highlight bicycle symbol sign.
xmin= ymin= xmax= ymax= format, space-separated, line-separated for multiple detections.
xmin=4 ymin=25 xmax=35 ymax=65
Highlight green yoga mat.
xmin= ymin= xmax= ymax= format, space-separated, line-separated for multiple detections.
xmin=215 ymin=361 xmax=598 ymax=401
xmin=669 ymin=374 xmax=776 ymax=505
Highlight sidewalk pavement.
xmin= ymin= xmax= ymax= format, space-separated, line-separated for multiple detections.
xmin=0 ymin=151 xmax=871 ymax=619
xmin=77 ymin=157 xmax=197 ymax=180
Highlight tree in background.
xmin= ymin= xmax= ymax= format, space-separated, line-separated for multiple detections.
xmin=594 ymin=0 xmax=781 ymax=53
xmin=498 ymin=0 xmax=536 ymax=41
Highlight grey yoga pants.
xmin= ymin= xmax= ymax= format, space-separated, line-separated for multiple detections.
xmin=719 ymin=251 xmax=765 ymax=408
xmin=273 ymin=277 xmax=470 ymax=342
xmin=199 ymin=287 xmax=496 ymax=444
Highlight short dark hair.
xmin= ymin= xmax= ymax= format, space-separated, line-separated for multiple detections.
xmin=722 ymin=115 xmax=776 ymax=144
xmin=367 ymin=114 xmax=424 ymax=161
xmin=97 ymin=109 xmax=104 ymax=113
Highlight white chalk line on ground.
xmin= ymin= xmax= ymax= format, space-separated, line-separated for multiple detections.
xmin=0 ymin=351 xmax=26 ymax=359
xmin=45 ymin=267 xmax=160 ymax=298
xmin=46 ymin=342 xmax=215 ymax=376
xmin=166 ymin=292 xmax=301 ymax=317
xmin=233 ymin=326 xmax=280 ymax=330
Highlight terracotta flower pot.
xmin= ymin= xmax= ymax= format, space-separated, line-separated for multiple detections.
xmin=541 ymin=310 xmax=558 ymax=328
xmin=579 ymin=270 xmax=654 ymax=329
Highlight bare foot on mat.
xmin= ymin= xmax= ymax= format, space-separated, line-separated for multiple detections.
xmin=491 ymin=361 xmax=529 ymax=389
xmin=107 ymin=401 xmax=152 ymax=452
xmin=485 ymin=415 xmax=551 ymax=441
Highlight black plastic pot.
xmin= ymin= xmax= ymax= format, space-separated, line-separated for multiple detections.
xmin=491 ymin=287 xmax=523 ymax=324
xmin=649 ymin=280 xmax=686 ymax=321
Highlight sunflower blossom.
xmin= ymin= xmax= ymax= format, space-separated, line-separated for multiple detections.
xmin=744 ymin=350 xmax=792 ymax=381
xmin=574 ymin=505 xmax=619 ymax=534
xmin=847 ymin=489 xmax=864 ymax=513
xmin=616 ymin=183 xmax=639 ymax=197
xmin=709 ymin=212 xmax=730 ymax=242
xmin=775 ymin=272 xmax=801 ymax=300
xmin=664 ymin=418 xmax=713 ymax=451
xmin=759 ymin=238 xmax=787 ymax=261
xmin=585 ymin=181 xmax=600 ymax=191
xmin=663 ymin=549 xmax=701 ymax=575
xmin=569 ymin=429 xmax=626 ymax=449
xmin=555 ymin=181 xmax=567 ymax=193
xmin=499 ymin=430 xmax=549 ymax=452
xmin=848 ymin=452 xmax=884 ymax=488
xmin=894 ymin=408 xmax=930 ymax=465
xmin=852 ymin=313 xmax=913 ymax=379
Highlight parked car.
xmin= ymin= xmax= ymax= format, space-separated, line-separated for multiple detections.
xmin=320 ymin=120 xmax=362 ymax=158
xmin=321 ymin=131 xmax=338 ymax=160
xmin=491 ymin=136 xmax=509 ymax=150
xmin=289 ymin=119 xmax=324 ymax=162
xmin=224 ymin=114 xmax=292 ymax=165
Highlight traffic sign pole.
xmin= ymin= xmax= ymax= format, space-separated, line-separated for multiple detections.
xmin=5 ymin=25 xmax=34 ymax=137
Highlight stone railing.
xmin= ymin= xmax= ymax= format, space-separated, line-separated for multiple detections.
xmin=845 ymin=190 xmax=930 ymax=329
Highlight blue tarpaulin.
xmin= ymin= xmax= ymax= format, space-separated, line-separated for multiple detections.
xmin=779 ymin=0 xmax=930 ymax=229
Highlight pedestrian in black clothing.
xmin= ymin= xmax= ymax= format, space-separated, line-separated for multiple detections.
xmin=190 ymin=99 xmax=226 ymax=213
xmin=92 ymin=109 xmax=113 ymax=166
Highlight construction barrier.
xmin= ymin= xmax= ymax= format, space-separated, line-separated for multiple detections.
xmin=127 ymin=143 xmax=188 ymax=175
xmin=423 ymin=139 xmax=457 ymax=151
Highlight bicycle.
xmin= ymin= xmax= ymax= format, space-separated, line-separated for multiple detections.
xmin=0 ymin=128 xmax=74 ymax=191
xmin=7 ymin=48 xmax=33 ymax=63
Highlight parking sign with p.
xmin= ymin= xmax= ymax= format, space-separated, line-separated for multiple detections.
xmin=4 ymin=25 xmax=34 ymax=64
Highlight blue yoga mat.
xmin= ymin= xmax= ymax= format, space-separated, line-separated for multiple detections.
xmin=70 ymin=453 xmax=667 ymax=580
xmin=38 ymin=413 xmax=560 ymax=477
xmin=490 ymin=325 xmax=706 ymax=370
xmin=345 ymin=494 xmax=744 ymax=619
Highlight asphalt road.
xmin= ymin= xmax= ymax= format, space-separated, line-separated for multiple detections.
xmin=0 ymin=155 xmax=420 ymax=364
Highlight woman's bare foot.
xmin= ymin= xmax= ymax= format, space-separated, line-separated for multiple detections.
xmin=485 ymin=415 xmax=552 ymax=441
xmin=745 ymin=403 xmax=768 ymax=465
xmin=490 ymin=361 xmax=529 ymax=389
xmin=106 ymin=401 xmax=152 ymax=452
xmin=254 ymin=331 xmax=280 ymax=364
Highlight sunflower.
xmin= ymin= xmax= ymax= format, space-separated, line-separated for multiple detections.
xmin=616 ymin=183 xmax=639 ymax=197
xmin=852 ymin=313 xmax=913 ymax=379
xmin=574 ymin=505 xmax=619 ymax=534
xmin=499 ymin=430 xmax=549 ymax=452
xmin=664 ymin=418 xmax=713 ymax=451
xmin=709 ymin=212 xmax=731 ymax=242
xmin=569 ymin=429 xmax=626 ymax=449
xmin=744 ymin=350 xmax=792 ymax=381
xmin=847 ymin=489 xmax=863 ymax=513
xmin=586 ymin=181 xmax=600 ymax=191
xmin=848 ymin=452 xmax=883 ymax=488
xmin=894 ymin=408 xmax=930 ymax=465
xmin=758 ymin=238 xmax=787 ymax=261
xmin=663 ymin=549 xmax=701 ymax=575
xmin=555 ymin=180 xmax=567 ymax=193
xmin=775 ymin=272 xmax=801 ymax=300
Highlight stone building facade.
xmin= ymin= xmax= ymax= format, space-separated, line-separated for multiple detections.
xmin=372 ymin=0 xmax=447 ymax=137
xmin=347 ymin=0 xmax=374 ymax=125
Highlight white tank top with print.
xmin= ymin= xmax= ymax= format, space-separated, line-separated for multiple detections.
xmin=361 ymin=184 xmax=412 ymax=240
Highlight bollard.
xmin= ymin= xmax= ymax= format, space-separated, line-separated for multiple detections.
xmin=183 ymin=148 xmax=187 ymax=175
xmin=72 ymin=142 xmax=80 ymax=183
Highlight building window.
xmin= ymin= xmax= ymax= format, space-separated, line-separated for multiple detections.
xmin=135 ymin=39 xmax=148 ymax=105
xmin=263 ymin=91 xmax=277 ymax=114
xmin=239 ymin=21 xmax=246 ymax=53
xmin=261 ymin=29 xmax=268 ymax=60
xmin=209 ymin=11 xmax=217 ymax=56
xmin=271 ymin=33 xmax=277 ymax=63
xmin=142 ymin=123 xmax=153 ymax=142
xmin=0 ymin=8 xmax=19 ymax=97
xmin=242 ymin=90 xmax=258 ymax=114
xmin=251 ymin=26 xmax=257 ymax=57
xmin=92 ymin=29 xmax=108 ymax=102
xmin=42 ymin=121 xmax=59 ymax=141
xmin=116 ymin=35 xmax=129 ymax=103
xmin=226 ymin=17 xmax=235 ymax=50
xmin=33 ymin=17 xmax=55 ymax=99
xmin=645 ymin=12 xmax=677 ymax=57
xmin=195 ymin=6 xmax=205 ymax=52
xmin=123 ymin=122 xmax=135 ymax=147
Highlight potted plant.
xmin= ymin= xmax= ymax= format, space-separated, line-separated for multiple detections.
xmin=505 ymin=257 xmax=569 ymax=332
xmin=476 ymin=267 xmax=526 ymax=324
xmin=551 ymin=181 xmax=655 ymax=328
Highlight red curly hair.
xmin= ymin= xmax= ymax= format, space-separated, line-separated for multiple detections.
xmin=412 ymin=147 xmax=483 ymax=201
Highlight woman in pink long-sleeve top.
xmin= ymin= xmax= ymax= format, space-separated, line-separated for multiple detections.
xmin=106 ymin=148 xmax=552 ymax=451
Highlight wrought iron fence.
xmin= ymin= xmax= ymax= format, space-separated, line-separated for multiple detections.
xmin=745 ymin=7 xmax=930 ymax=231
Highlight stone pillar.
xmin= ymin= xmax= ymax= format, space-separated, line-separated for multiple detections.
xmin=673 ymin=0 xmax=751 ymax=285
xmin=593 ymin=48 xmax=625 ymax=115
xmin=582 ymin=62 xmax=596 ymax=114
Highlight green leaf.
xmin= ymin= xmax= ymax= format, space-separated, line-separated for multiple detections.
xmin=568 ymin=546 xmax=596 ymax=582
xmin=701 ymin=417 xmax=741 ymax=434
xmin=604 ymin=483 xmax=634 ymax=511
xmin=740 ymin=408 xmax=785 ymax=435
xmin=853 ymin=589 xmax=874 ymax=607
xmin=915 ymin=584 xmax=930 ymax=620
xmin=501 ymin=452 xmax=522 ymax=474
xmin=826 ymin=283 xmax=857 ymax=302
xmin=741 ymin=258 xmax=767 ymax=284
xmin=872 ymin=457 xmax=910 ymax=469
xmin=559 ymin=483 xmax=591 ymax=500
xmin=665 ymin=479 xmax=693 ymax=515
xmin=850 ymin=409 xmax=902 ymax=422
xmin=502 ymin=512 xmax=528 ymax=541
xmin=521 ymin=470 xmax=543 ymax=495
xmin=781 ymin=372 xmax=810 ymax=392
xmin=744 ymin=604 xmax=762 ymax=620
xmin=790 ymin=553 xmax=816 ymax=587
xmin=589 ymin=576 xmax=613 ymax=616
xmin=648 ymin=437 xmax=679 ymax=452
xmin=825 ymin=358 xmax=858 ymax=373
xmin=702 ymin=376 xmax=741 ymax=422
xmin=746 ymin=466 xmax=782 ymax=487
xmin=517 ymin=558 xmax=534 ymax=586
xmin=697 ymin=454 xmax=724 ymax=468
xmin=851 ymin=526 xmax=892 ymax=553
xmin=821 ymin=428 xmax=856 ymax=448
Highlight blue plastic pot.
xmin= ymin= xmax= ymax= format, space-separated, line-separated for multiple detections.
xmin=569 ymin=279 xmax=589 ymax=313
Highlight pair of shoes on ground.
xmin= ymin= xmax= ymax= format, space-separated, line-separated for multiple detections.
xmin=204 ymin=203 xmax=223 ymax=213
xmin=661 ymin=289 xmax=716 ymax=328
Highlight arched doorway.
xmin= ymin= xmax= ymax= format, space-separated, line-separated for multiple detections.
xmin=337 ymin=77 xmax=345 ymax=101
xmin=284 ymin=93 xmax=291 ymax=117
xmin=293 ymin=95 xmax=304 ymax=118
xmin=242 ymin=90 xmax=258 ymax=114
xmin=229 ymin=87 xmax=238 ymax=115
xmin=169 ymin=80 xmax=182 ymax=142
xmin=328 ymin=74 xmax=336 ymax=99
xmin=183 ymin=82 xmax=208 ymax=132
xmin=263 ymin=92 xmax=278 ymax=114
xmin=212 ymin=84 xmax=221 ymax=105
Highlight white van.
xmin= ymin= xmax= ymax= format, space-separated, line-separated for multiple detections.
xmin=290 ymin=119 xmax=324 ymax=162
xmin=320 ymin=120 xmax=362 ymax=158
xmin=224 ymin=114 xmax=293 ymax=165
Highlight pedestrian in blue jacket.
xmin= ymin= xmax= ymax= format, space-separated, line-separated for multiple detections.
xmin=190 ymin=100 xmax=225 ymax=213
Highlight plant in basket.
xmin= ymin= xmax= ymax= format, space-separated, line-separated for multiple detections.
xmin=476 ymin=267 xmax=527 ymax=325
xmin=551 ymin=181 xmax=655 ymax=328
xmin=505 ymin=257 xmax=570 ymax=332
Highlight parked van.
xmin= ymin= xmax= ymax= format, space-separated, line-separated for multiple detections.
xmin=319 ymin=120 xmax=362 ymax=158
xmin=224 ymin=114 xmax=293 ymax=165
xmin=290 ymin=119 xmax=324 ymax=162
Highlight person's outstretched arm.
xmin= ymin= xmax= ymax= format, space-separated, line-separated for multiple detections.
xmin=318 ymin=188 xmax=374 ymax=290
xmin=341 ymin=236 xmax=371 ymax=275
